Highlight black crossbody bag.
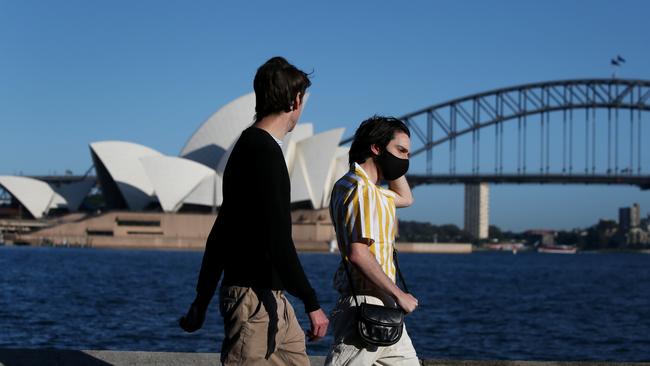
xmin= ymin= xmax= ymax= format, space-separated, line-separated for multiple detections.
xmin=340 ymin=248 xmax=411 ymax=347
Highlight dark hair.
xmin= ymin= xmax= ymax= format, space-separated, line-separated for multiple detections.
xmin=348 ymin=115 xmax=410 ymax=166
xmin=253 ymin=56 xmax=312 ymax=123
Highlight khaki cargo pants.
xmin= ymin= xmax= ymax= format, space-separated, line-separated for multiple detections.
xmin=219 ymin=286 xmax=310 ymax=366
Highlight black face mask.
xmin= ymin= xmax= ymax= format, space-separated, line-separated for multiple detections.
xmin=376 ymin=150 xmax=409 ymax=181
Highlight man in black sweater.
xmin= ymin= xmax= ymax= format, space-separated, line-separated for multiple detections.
xmin=180 ymin=57 xmax=329 ymax=365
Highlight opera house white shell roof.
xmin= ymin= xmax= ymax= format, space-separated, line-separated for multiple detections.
xmin=289 ymin=128 xmax=345 ymax=209
xmin=0 ymin=176 xmax=66 ymax=219
xmin=181 ymin=174 xmax=220 ymax=208
xmin=90 ymin=140 xmax=224 ymax=213
xmin=90 ymin=141 xmax=163 ymax=211
xmin=180 ymin=93 xmax=256 ymax=171
xmin=181 ymin=92 xmax=310 ymax=172
xmin=88 ymin=91 xmax=344 ymax=212
xmin=140 ymin=156 xmax=217 ymax=212
xmin=2 ymin=92 xmax=350 ymax=217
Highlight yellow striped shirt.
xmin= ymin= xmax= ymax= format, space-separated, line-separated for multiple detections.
xmin=329 ymin=163 xmax=397 ymax=294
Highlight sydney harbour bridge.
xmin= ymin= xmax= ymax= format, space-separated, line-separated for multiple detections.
xmin=341 ymin=78 xmax=650 ymax=238
xmin=10 ymin=78 xmax=650 ymax=240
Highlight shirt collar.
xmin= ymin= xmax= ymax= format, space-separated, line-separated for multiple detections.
xmin=353 ymin=162 xmax=371 ymax=183
xmin=352 ymin=162 xmax=396 ymax=198
xmin=272 ymin=135 xmax=283 ymax=147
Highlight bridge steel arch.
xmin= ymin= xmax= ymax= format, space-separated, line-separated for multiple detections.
xmin=402 ymin=79 xmax=649 ymax=156
xmin=342 ymin=79 xmax=650 ymax=189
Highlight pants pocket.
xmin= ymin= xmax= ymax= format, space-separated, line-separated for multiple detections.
xmin=220 ymin=287 xmax=253 ymax=364
xmin=219 ymin=286 xmax=250 ymax=319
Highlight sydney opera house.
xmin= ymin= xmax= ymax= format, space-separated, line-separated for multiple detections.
xmin=0 ymin=93 xmax=348 ymax=250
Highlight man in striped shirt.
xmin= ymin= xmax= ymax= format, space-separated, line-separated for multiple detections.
xmin=325 ymin=116 xmax=419 ymax=365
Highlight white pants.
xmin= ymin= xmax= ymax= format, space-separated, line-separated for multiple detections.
xmin=324 ymin=294 xmax=420 ymax=366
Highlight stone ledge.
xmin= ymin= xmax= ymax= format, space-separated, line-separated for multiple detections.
xmin=421 ymin=362 xmax=650 ymax=366
xmin=0 ymin=349 xmax=648 ymax=366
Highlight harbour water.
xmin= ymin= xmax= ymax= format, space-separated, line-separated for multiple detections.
xmin=0 ymin=246 xmax=648 ymax=361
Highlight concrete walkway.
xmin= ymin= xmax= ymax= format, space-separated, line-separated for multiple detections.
xmin=0 ymin=349 xmax=648 ymax=366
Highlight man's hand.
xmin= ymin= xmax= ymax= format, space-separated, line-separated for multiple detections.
xmin=388 ymin=175 xmax=413 ymax=208
xmin=396 ymin=292 xmax=418 ymax=314
xmin=178 ymin=303 xmax=206 ymax=333
xmin=306 ymin=308 xmax=329 ymax=341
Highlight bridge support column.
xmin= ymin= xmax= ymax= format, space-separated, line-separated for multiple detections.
xmin=464 ymin=183 xmax=489 ymax=240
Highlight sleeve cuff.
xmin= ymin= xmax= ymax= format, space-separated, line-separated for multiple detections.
xmin=346 ymin=236 xmax=374 ymax=247
xmin=302 ymin=289 xmax=321 ymax=313
xmin=193 ymin=289 xmax=214 ymax=312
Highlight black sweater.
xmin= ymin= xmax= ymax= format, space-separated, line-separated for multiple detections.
xmin=193 ymin=127 xmax=320 ymax=313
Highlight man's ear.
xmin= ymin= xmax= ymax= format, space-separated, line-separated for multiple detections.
xmin=293 ymin=93 xmax=303 ymax=111
xmin=370 ymin=143 xmax=381 ymax=156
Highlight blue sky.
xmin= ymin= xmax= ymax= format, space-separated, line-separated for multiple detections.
xmin=1 ymin=0 xmax=649 ymax=231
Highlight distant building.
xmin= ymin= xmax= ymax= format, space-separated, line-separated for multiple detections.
xmin=631 ymin=203 xmax=641 ymax=228
xmin=642 ymin=214 xmax=650 ymax=232
xmin=619 ymin=203 xmax=641 ymax=232
xmin=627 ymin=228 xmax=648 ymax=246
xmin=464 ymin=183 xmax=489 ymax=240
xmin=598 ymin=219 xmax=619 ymax=237
xmin=619 ymin=207 xmax=631 ymax=231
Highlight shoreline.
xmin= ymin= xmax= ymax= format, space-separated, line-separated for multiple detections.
xmin=3 ymin=214 xmax=649 ymax=254
xmin=0 ymin=241 xmax=473 ymax=254
xmin=2 ymin=241 xmax=649 ymax=255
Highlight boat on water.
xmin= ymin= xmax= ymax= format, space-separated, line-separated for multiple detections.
xmin=537 ymin=244 xmax=577 ymax=254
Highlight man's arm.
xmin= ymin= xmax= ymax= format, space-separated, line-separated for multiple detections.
xmin=348 ymin=242 xmax=418 ymax=313
xmin=388 ymin=175 xmax=413 ymax=208
xmin=193 ymin=228 xmax=225 ymax=310
xmin=179 ymin=225 xmax=224 ymax=332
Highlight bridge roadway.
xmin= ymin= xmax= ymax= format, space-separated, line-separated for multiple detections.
xmin=407 ymin=174 xmax=650 ymax=190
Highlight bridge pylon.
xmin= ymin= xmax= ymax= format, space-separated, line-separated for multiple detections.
xmin=464 ymin=183 xmax=489 ymax=240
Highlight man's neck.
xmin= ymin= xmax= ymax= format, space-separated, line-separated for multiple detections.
xmin=254 ymin=114 xmax=292 ymax=141
xmin=359 ymin=159 xmax=380 ymax=185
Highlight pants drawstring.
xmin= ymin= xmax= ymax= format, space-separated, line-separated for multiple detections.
xmin=252 ymin=288 xmax=278 ymax=360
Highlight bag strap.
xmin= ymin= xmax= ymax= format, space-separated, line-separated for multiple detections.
xmin=339 ymin=244 xmax=410 ymax=308
xmin=340 ymin=253 xmax=361 ymax=307
xmin=393 ymin=247 xmax=410 ymax=294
